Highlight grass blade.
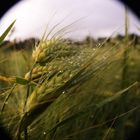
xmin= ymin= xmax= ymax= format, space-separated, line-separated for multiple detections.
xmin=0 ymin=20 xmax=16 ymax=45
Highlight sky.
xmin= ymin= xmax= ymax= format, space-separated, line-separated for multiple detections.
xmin=0 ymin=0 xmax=140 ymax=41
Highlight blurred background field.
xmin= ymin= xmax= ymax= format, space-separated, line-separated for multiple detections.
xmin=0 ymin=34 xmax=140 ymax=140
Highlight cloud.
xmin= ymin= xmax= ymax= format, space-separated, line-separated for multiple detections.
xmin=0 ymin=0 xmax=140 ymax=40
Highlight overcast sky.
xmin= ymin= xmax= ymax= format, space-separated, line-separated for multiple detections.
xmin=0 ymin=0 xmax=140 ymax=40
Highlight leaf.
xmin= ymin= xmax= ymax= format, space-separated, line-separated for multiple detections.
xmin=15 ymin=77 xmax=29 ymax=85
xmin=0 ymin=75 xmax=37 ymax=85
xmin=0 ymin=20 xmax=16 ymax=45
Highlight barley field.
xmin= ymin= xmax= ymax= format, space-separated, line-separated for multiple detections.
xmin=0 ymin=31 xmax=140 ymax=140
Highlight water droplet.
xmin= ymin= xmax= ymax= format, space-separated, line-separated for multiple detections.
xmin=102 ymin=56 xmax=106 ymax=60
xmin=96 ymin=43 xmax=101 ymax=48
xmin=73 ymin=80 xmax=77 ymax=84
xmin=90 ymin=115 xmax=94 ymax=119
xmin=21 ymin=133 xmax=24 ymax=138
xmin=48 ymin=71 xmax=52 ymax=74
xmin=69 ymin=74 xmax=73 ymax=77
xmin=62 ymin=91 xmax=66 ymax=94
xmin=5 ymin=102 xmax=8 ymax=105
xmin=78 ymin=56 xmax=81 ymax=59
xmin=27 ymin=112 xmax=30 ymax=116
xmin=59 ymin=70 xmax=63 ymax=74
xmin=130 ymin=61 xmax=135 ymax=66
xmin=69 ymin=61 xmax=74 ymax=64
